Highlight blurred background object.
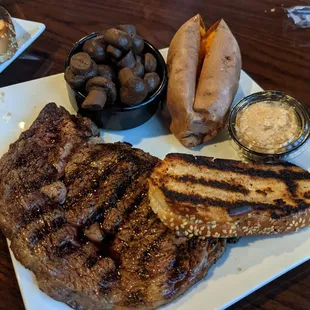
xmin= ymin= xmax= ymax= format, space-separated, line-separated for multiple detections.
xmin=286 ymin=6 xmax=310 ymax=28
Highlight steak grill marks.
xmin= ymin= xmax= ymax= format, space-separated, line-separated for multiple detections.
xmin=28 ymin=215 xmax=66 ymax=248
xmin=19 ymin=144 xmax=159 ymax=277
xmin=18 ymin=145 xmax=150 ymax=232
xmin=0 ymin=103 xmax=99 ymax=239
xmin=64 ymin=147 xmax=155 ymax=228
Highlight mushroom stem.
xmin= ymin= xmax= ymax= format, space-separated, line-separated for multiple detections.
xmin=82 ymin=88 xmax=107 ymax=110
xmin=107 ymin=45 xmax=122 ymax=59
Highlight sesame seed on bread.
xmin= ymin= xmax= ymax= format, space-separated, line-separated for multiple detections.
xmin=148 ymin=153 xmax=310 ymax=238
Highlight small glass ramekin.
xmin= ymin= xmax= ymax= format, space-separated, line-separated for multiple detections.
xmin=228 ymin=91 xmax=310 ymax=163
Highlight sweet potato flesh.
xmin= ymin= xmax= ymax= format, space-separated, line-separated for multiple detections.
xmin=197 ymin=21 xmax=219 ymax=81
xmin=0 ymin=20 xmax=5 ymax=35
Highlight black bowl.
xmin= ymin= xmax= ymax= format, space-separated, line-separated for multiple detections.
xmin=65 ymin=33 xmax=167 ymax=130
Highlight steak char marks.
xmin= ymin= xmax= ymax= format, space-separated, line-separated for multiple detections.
xmin=0 ymin=103 xmax=99 ymax=238
xmin=0 ymin=104 xmax=226 ymax=310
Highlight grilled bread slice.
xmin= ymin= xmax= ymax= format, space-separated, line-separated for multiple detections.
xmin=148 ymin=153 xmax=310 ymax=238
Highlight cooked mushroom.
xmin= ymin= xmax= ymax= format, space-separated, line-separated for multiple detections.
xmin=132 ymin=55 xmax=144 ymax=77
xmin=82 ymin=36 xmax=108 ymax=63
xmin=82 ymin=76 xmax=116 ymax=110
xmin=106 ymin=45 xmax=123 ymax=60
xmin=65 ymin=56 xmax=98 ymax=84
xmin=103 ymin=28 xmax=132 ymax=51
xmin=144 ymin=53 xmax=157 ymax=73
xmin=144 ymin=72 xmax=161 ymax=93
xmin=70 ymin=52 xmax=93 ymax=75
xmin=64 ymin=66 xmax=86 ymax=89
xmin=132 ymin=35 xmax=144 ymax=55
xmin=116 ymin=24 xmax=137 ymax=37
xmin=117 ymin=50 xmax=136 ymax=69
xmin=84 ymin=60 xmax=99 ymax=79
xmin=98 ymin=64 xmax=116 ymax=82
xmin=118 ymin=67 xmax=133 ymax=85
xmin=118 ymin=67 xmax=148 ymax=106
xmin=116 ymin=25 xmax=143 ymax=55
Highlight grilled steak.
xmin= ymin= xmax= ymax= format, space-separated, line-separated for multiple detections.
xmin=0 ymin=103 xmax=99 ymax=238
xmin=149 ymin=153 xmax=310 ymax=238
xmin=0 ymin=104 xmax=226 ymax=310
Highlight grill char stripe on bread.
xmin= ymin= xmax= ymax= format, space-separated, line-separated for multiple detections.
xmin=148 ymin=153 xmax=310 ymax=238
xmin=0 ymin=104 xmax=226 ymax=310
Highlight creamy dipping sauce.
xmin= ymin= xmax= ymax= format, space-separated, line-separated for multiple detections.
xmin=235 ymin=102 xmax=300 ymax=153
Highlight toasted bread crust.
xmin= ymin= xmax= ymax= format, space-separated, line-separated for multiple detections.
xmin=149 ymin=153 xmax=310 ymax=238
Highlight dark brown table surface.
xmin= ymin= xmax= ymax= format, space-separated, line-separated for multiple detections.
xmin=1 ymin=0 xmax=310 ymax=309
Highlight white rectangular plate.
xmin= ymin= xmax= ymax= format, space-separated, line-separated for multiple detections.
xmin=0 ymin=18 xmax=46 ymax=73
xmin=0 ymin=48 xmax=310 ymax=310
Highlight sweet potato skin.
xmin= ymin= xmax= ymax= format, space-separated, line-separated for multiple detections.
xmin=194 ymin=20 xmax=242 ymax=135
xmin=166 ymin=17 xmax=242 ymax=147
xmin=166 ymin=14 xmax=202 ymax=146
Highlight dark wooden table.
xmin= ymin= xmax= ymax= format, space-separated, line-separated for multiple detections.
xmin=1 ymin=0 xmax=310 ymax=309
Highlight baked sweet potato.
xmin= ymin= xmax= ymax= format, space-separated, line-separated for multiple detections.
xmin=166 ymin=14 xmax=241 ymax=147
